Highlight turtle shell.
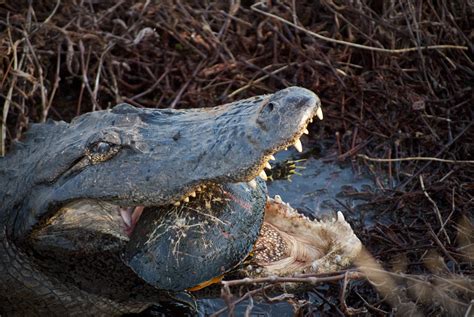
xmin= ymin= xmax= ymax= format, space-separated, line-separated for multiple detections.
xmin=123 ymin=179 xmax=266 ymax=291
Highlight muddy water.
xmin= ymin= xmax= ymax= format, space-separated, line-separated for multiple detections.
xmin=197 ymin=139 xmax=379 ymax=316
xmin=266 ymin=148 xmax=376 ymax=221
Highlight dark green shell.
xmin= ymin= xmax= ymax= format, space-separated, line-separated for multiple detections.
xmin=123 ymin=179 xmax=266 ymax=291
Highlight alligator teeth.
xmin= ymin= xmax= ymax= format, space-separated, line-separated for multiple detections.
xmin=190 ymin=191 xmax=196 ymax=197
xmin=265 ymin=162 xmax=272 ymax=169
xmin=316 ymin=107 xmax=323 ymax=120
xmin=293 ymin=139 xmax=303 ymax=152
xmin=174 ymin=201 xmax=181 ymax=206
xmin=337 ymin=211 xmax=345 ymax=222
xmin=309 ymin=118 xmax=313 ymax=123
xmin=183 ymin=197 xmax=189 ymax=203
xmin=259 ymin=170 xmax=268 ymax=181
xmin=248 ymin=179 xmax=257 ymax=189
xmin=269 ymin=155 xmax=276 ymax=161
xmin=303 ymin=128 xmax=309 ymax=135
xmin=274 ymin=195 xmax=283 ymax=203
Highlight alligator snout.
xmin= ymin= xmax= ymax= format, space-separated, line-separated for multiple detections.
xmin=256 ymin=86 xmax=320 ymax=131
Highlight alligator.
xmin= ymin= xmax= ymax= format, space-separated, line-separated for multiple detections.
xmin=0 ymin=87 xmax=362 ymax=316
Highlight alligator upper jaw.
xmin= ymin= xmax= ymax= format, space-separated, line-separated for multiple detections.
xmin=140 ymin=86 xmax=323 ymax=208
xmin=71 ymin=87 xmax=322 ymax=207
xmin=158 ymin=89 xmax=323 ymax=207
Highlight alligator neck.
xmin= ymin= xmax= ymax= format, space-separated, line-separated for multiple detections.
xmin=0 ymin=213 xmax=148 ymax=316
xmin=0 ymin=160 xmax=157 ymax=315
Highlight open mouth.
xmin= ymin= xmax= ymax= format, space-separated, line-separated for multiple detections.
xmin=116 ymin=105 xmax=325 ymax=290
xmin=118 ymin=105 xmax=357 ymax=291
xmin=29 ymin=95 xmax=360 ymax=294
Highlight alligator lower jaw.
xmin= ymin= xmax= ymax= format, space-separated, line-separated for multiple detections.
xmin=243 ymin=196 xmax=362 ymax=277
xmin=122 ymin=194 xmax=363 ymax=280
xmin=34 ymin=186 xmax=361 ymax=293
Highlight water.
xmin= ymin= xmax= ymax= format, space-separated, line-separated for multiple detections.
xmin=198 ymin=299 xmax=294 ymax=316
xmin=197 ymin=139 xmax=379 ymax=316
xmin=266 ymin=148 xmax=376 ymax=220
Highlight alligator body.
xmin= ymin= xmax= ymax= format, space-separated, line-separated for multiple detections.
xmin=0 ymin=87 xmax=362 ymax=316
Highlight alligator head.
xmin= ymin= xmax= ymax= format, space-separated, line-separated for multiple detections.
xmin=2 ymin=87 xmax=359 ymax=315
xmin=7 ymin=87 xmax=320 ymax=237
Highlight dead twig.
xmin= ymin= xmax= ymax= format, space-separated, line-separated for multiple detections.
xmin=222 ymin=271 xmax=363 ymax=287
xmin=340 ymin=271 xmax=368 ymax=315
xmin=210 ymin=284 xmax=273 ymax=317
xmin=251 ymin=2 xmax=468 ymax=53
xmin=398 ymin=120 xmax=474 ymax=190
xmin=228 ymin=64 xmax=292 ymax=98
xmin=357 ymin=154 xmax=474 ymax=164
xmin=78 ymin=40 xmax=101 ymax=111
xmin=419 ymin=175 xmax=450 ymax=243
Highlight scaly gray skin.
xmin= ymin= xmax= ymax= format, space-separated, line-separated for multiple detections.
xmin=0 ymin=87 xmax=321 ymax=316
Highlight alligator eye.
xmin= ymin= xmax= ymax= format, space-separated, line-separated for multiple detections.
xmin=86 ymin=142 xmax=120 ymax=164
xmin=93 ymin=142 xmax=111 ymax=154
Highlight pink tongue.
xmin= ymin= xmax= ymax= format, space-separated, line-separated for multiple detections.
xmin=120 ymin=206 xmax=145 ymax=236
xmin=120 ymin=207 xmax=133 ymax=227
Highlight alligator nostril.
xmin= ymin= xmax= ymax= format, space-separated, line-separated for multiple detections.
xmin=259 ymin=101 xmax=275 ymax=117
xmin=267 ymin=102 xmax=275 ymax=112
xmin=256 ymin=100 xmax=275 ymax=130
xmin=263 ymin=101 xmax=276 ymax=114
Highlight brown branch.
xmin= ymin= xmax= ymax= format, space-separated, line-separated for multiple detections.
xmin=222 ymin=271 xmax=363 ymax=287
xmin=340 ymin=271 xmax=368 ymax=315
xmin=358 ymin=154 xmax=474 ymax=164
xmin=251 ymin=2 xmax=468 ymax=53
